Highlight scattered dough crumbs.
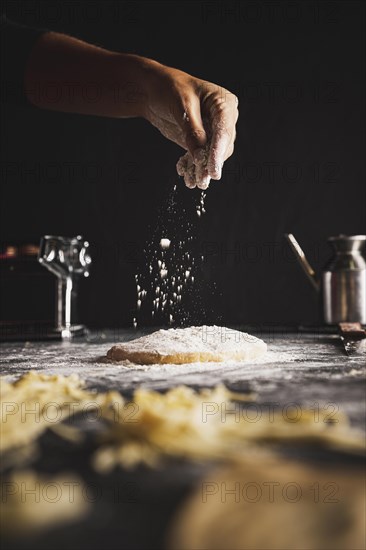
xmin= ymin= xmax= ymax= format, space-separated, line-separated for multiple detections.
xmin=107 ymin=325 xmax=267 ymax=364
xmin=0 ymin=371 xmax=122 ymax=463
xmin=168 ymin=456 xmax=365 ymax=550
xmin=1 ymin=373 xmax=365 ymax=476
xmin=1 ymin=470 xmax=90 ymax=535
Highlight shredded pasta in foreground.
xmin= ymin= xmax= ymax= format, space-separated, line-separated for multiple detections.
xmin=0 ymin=470 xmax=90 ymax=534
xmin=1 ymin=372 xmax=365 ymax=472
xmin=0 ymin=371 xmax=122 ymax=464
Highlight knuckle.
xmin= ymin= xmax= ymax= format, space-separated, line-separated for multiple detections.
xmin=190 ymin=128 xmax=206 ymax=141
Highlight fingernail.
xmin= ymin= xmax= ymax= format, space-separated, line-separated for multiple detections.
xmin=197 ymin=176 xmax=211 ymax=190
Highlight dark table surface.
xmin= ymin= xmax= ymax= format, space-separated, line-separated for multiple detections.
xmin=1 ymin=328 xmax=366 ymax=550
xmin=1 ymin=328 xmax=365 ymax=426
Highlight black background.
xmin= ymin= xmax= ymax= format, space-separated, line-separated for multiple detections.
xmin=1 ymin=0 xmax=365 ymax=328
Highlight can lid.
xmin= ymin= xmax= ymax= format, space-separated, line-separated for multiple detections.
xmin=328 ymin=234 xmax=366 ymax=241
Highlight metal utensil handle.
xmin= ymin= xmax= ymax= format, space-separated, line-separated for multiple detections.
xmin=285 ymin=233 xmax=319 ymax=292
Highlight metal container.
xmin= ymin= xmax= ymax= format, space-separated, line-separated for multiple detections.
xmin=285 ymin=234 xmax=366 ymax=325
xmin=322 ymin=236 xmax=366 ymax=324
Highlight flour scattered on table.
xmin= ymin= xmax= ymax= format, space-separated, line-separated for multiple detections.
xmin=107 ymin=325 xmax=267 ymax=365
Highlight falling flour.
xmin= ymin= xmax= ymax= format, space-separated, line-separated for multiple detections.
xmin=196 ymin=191 xmax=206 ymax=217
xmin=134 ymin=184 xmax=216 ymax=327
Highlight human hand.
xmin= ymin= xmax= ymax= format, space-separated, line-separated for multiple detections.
xmin=25 ymin=32 xmax=238 ymax=189
xmin=143 ymin=61 xmax=239 ymax=189
xmin=24 ymin=32 xmax=237 ymax=190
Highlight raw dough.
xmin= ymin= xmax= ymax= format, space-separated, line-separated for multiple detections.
xmin=107 ymin=325 xmax=267 ymax=364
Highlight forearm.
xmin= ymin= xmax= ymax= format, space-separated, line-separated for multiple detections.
xmin=24 ymin=31 xmax=155 ymax=118
xmin=21 ymin=27 xmax=238 ymax=188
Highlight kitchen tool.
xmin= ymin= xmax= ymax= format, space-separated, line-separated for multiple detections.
xmin=338 ymin=322 xmax=366 ymax=356
xmin=38 ymin=235 xmax=91 ymax=338
xmin=285 ymin=234 xmax=366 ymax=324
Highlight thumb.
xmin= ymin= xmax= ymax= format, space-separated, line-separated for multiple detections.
xmin=175 ymin=97 xmax=208 ymax=159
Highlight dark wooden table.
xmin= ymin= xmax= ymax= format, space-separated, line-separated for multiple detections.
xmin=1 ymin=328 xmax=365 ymax=550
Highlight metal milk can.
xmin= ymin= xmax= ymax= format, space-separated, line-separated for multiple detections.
xmin=286 ymin=234 xmax=366 ymax=324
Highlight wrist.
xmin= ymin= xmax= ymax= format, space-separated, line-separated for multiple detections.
xmin=113 ymin=53 xmax=164 ymax=119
